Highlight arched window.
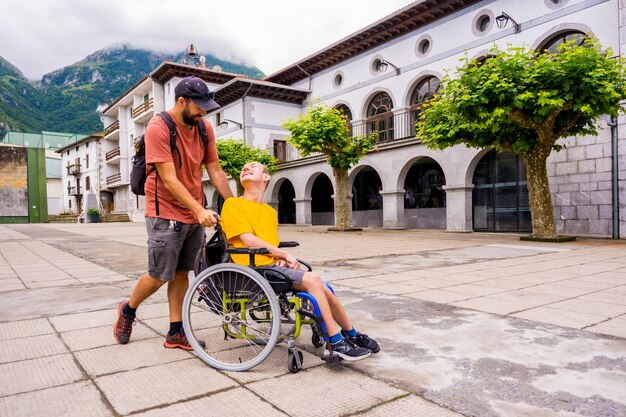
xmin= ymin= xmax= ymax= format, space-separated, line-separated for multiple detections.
xmin=334 ymin=104 xmax=353 ymax=137
xmin=334 ymin=104 xmax=352 ymax=121
xmin=404 ymin=157 xmax=446 ymax=209
xmin=540 ymin=31 xmax=586 ymax=54
xmin=410 ymin=76 xmax=440 ymax=135
xmin=366 ymin=92 xmax=394 ymax=142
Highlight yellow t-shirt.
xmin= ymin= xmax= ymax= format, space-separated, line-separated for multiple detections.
xmin=220 ymin=197 xmax=279 ymax=266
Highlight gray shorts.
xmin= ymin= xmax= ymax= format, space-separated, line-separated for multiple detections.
xmin=145 ymin=217 xmax=204 ymax=281
xmin=257 ymin=265 xmax=305 ymax=286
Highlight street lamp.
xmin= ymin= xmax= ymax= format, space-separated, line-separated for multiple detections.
xmin=495 ymin=12 xmax=521 ymax=33
xmin=218 ymin=119 xmax=243 ymax=130
xmin=376 ymin=59 xmax=400 ymax=75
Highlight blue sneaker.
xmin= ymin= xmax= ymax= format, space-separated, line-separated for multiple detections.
xmin=324 ymin=338 xmax=371 ymax=362
xmin=342 ymin=330 xmax=380 ymax=353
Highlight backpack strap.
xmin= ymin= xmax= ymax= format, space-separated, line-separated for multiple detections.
xmin=197 ymin=119 xmax=209 ymax=148
xmin=151 ymin=111 xmax=179 ymax=216
xmin=157 ymin=111 xmax=182 ymax=168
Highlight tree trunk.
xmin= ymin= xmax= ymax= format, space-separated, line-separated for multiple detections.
xmin=332 ymin=167 xmax=352 ymax=229
xmin=521 ymin=146 xmax=557 ymax=239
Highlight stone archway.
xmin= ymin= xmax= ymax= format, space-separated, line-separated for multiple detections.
xmin=351 ymin=166 xmax=383 ymax=227
xmin=311 ymin=173 xmax=334 ymax=225
xmin=403 ymin=157 xmax=447 ymax=229
xmin=277 ymin=179 xmax=296 ymax=224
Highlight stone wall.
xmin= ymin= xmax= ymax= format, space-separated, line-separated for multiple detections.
xmin=548 ymin=116 xmax=614 ymax=237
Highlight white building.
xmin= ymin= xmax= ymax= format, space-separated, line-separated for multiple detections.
xmin=56 ymin=134 xmax=104 ymax=215
xmin=102 ymin=0 xmax=626 ymax=239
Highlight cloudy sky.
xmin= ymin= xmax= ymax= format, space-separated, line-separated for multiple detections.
xmin=2 ymin=0 xmax=417 ymax=80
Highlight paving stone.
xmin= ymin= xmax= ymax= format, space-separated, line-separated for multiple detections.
xmin=333 ymin=277 xmax=389 ymax=288
xmin=404 ymin=290 xmax=471 ymax=303
xmin=578 ymin=291 xmax=626 ymax=306
xmin=0 ymin=354 xmax=84 ymax=396
xmin=60 ymin=323 xmax=160 ymax=351
xmin=132 ymin=387 xmax=288 ymax=417
xmin=247 ymin=365 xmax=406 ymax=417
xmin=512 ymin=307 xmax=607 ymax=329
xmin=365 ymin=283 xmax=428 ymax=295
xmin=0 ymin=283 xmax=26 ymax=292
xmin=0 ymin=381 xmax=112 ymax=417
xmin=548 ymin=299 xmax=626 ymax=317
xmin=397 ymin=277 xmax=459 ymax=289
xmin=0 ymin=333 xmax=68 ymax=363
xmin=0 ymin=318 xmax=55 ymax=341
xmin=95 ymin=358 xmax=237 ymax=415
xmin=134 ymin=302 xmax=171 ymax=319
xmin=451 ymin=297 xmax=532 ymax=315
xmin=359 ymin=395 xmax=464 ymax=417
xmin=50 ymin=308 xmax=119 ymax=332
xmin=585 ymin=318 xmax=626 ymax=338
xmin=78 ymin=275 xmax=129 ymax=284
xmin=488 ymin=290 xmax=566 ymax=306
xmin=444 ymin=284 xmax=506 ymax=297
xmin=74 ymin=338 xmax=190 ymax=376
xmin=26 ymin=279 xmax=81 ymax=289
xmin=223 ymin=344 xmax=324 ymax=384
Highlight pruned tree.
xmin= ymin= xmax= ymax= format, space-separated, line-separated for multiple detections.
xmin=283 ymin=102 xmax=377 ymax=230
xmin=418 ymin=38 xmax=626 ymax=239
xmin=216 ymin=138 xmax=278 ymax=196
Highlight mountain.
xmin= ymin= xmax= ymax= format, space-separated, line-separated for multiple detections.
xmin=0 ymin=57 xmax=44 ymax=136
xmin=0 ymin=46 xmax=265 ymax=137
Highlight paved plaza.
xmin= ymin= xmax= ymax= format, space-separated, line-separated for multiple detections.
xmin=0 ymin=222 xmax=625 ymax=417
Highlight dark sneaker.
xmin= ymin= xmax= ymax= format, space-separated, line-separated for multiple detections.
xmin=114 ymin=302 xmax=135 ymax=345
xmin=349 ymin=333 xmax=380 ymax=353
xmin=324 ymin=338 xmax=371 ymax=362
xmin=164 ymin=330 xmax=206 ymax=351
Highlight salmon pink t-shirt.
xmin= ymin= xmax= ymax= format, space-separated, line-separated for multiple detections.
xmin=144 ymin=112 xmax=218 ymax=224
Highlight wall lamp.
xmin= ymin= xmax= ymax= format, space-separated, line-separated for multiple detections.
xmin=377 ymin=59 xmax=400 ymax=75
xmin=495 ymin=12 xmax=521 ymax=33
xmin=218 ymin=119 xmax=242 ymax=129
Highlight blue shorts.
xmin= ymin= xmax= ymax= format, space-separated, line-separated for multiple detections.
xmin=145 ymin=217 xmax=204 ymax=281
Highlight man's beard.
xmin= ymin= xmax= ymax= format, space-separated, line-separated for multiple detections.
xmin=182 ymin=106 xmax=200 ymax=126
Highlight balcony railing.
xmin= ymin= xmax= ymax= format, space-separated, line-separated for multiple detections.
xmin=351 ymin=109 xmax=417 ymax=144
xmin=104 ymin=120 xmax=120 ymax=137
xmin=67 ymin=186 xmax=81 ymax=196
xmin=105 ymin=147 xmax=121 ymax=161
xmin=132 ymin=98 xmax=154 ymax=119
xmin=67 ymin=164 xmax=81 ymax=176
xmin=106 ymin=173 xmax=122 ymax=186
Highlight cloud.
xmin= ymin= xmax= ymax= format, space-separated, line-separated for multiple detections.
xmin=1 ymin=0 xmax=415 ymax=80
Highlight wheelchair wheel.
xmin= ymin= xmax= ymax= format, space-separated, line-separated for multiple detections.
xmin=311 ymin=326 xmax=325 ymax=348
xmin=287 ymin=348 xmax=304 ymax=373
xmin=183 ymin=264 xmax=281 ymax=372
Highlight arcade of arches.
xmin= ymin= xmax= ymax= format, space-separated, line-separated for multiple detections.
xmin=269 ymin=150 xmax=530 ymax=232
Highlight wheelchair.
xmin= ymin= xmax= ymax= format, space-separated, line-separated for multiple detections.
xmin=182 ymin=224 xmax=335 ymax=373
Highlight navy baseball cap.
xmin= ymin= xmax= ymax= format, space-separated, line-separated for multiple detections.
xmin=174 ymin=76 xmax=220 ymax=112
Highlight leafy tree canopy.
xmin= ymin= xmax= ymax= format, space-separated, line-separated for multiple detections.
xmin=283 ymin=102 xmax=376 ymax=169
xmin=418 ymin=38 xmax=626 ymax=154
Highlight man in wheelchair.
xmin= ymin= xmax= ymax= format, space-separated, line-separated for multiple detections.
xmin=220 ymin=161 xmax=380 ymax=361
